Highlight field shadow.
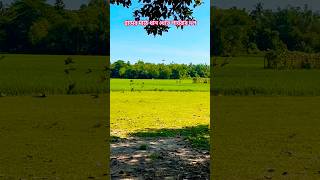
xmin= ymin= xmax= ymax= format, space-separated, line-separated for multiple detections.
xmin=130 ymin=124 xmax=209 ymax=150
xmin=110 ymin=125 xmax=210 ymax=179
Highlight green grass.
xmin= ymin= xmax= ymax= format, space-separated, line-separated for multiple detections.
xmin=0 ymin=95 xmax=108 ymax=178
xmin=110 ymin=91 xmax=210 ymax=149
xmin=212 ymin=56 xmax=320 ymax=178
xmin=0 ymin=54 xmax=209 ymax=177
xmin=0 ymin=54 xmax=209 ymax=95
xmin=213 ymin=57 xmax=320 ymax=96
xmin=212 ymin=96 xmax=320 ymax=179
xmin=0 ymin=54 xmax=109 ymax=95
xmin=111 ymin=79 xmax=209 ymax=92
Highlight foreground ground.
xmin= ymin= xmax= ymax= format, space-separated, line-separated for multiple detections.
xmin=111 ymin=91 xmax=210 ymax=179
xmin=212 ymin=94 xmax=320 ymax=179
xmin=111 ymin=91 xmax=210 ymax=138
xmin=212 ymin=57 xmax=320 ymax=179
xmin=0 ymin=95 xmax=108 ymax=179
xmin=0 ymin=54 xmax=210 ymax=179
xmin=111 ymin=136 xmax=209 ymax=179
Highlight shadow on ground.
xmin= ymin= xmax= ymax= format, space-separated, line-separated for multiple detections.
xmin=110 ymin=125 xmax=210 ymax=180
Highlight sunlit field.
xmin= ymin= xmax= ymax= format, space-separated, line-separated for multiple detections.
xmin=212 ymin=56 xmax=320 ymax=179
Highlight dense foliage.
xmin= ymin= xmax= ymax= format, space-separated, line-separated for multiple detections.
xmin=0 ymin=0 xmax=109 ymax=55
xmin=264 ymin=50 xmax=320 ymax=69
xmin=111 ymin=60 xmax=210 ymax=79
xmin=212 ymin=3 xmax=320 ymax=56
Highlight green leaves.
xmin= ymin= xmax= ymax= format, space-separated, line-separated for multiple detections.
xmin=213 ymin=4 xmax=320 ymax=56
xmin=111 ymin=0 xmax=201 ymax=36
xmin=0 ymin=0 xmax=109 ymax=55
xmin=28 ymin=18 xmax=49 ymax=45
xmin=111 ymin=60 xmax=210 ymax=79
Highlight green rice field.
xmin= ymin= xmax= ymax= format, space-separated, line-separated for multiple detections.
xmin=212 ymin=56 xmax=320 ymax=179
xmin=213 ymin=57 xmax=320 ymax=96
xmin=2 ymin=54 xmax=320 ymax=179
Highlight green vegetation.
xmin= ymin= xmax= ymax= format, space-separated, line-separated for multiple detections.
xmin=149 ymin=153 xmax=161 ymax=161
xmin=132 ymin=125 xmax=210 ymax=150
xmin=0 ymin=54 xmax=109 ymax=178
xmin=110 ymin=91 xmax=210 ymax=150
xmin=212 ymin=4 xmax=320 ymax=56
xmin=110 ymin=0 xmax=202 ymax=36
xmin=213 ymin=56 xmax=320 ymax=96
xmin=213 ymin=96 xmax=320 ymax=179
xmin=0 ymin=54 xmax=108 ymax=95
xmin=0 ymin=55 xmax=209 ymax=95
xmin=111 ymin=79 xmax=209 ymax=92
xmin=264 ymin=50 xmax=320 ymax=69
xmin=0 ymin=95 xmax=108 ymax=178
xmin=111 ymin=60 xmax=210 ymax=79
xmin=0 ymin=0 xmax=108 ymax=55
xmin=212 ymin=55 xmax=320 ymax=179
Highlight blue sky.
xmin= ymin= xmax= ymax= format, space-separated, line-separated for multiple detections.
xmin=110 ymin=0 xmax=210 ymax=64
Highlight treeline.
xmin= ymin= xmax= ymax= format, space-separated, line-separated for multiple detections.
xmin=111 ymin=60 xmax=210 ymax=79
xmin=0 ymin=0 xmax=109 ymax=55
xmin=212 ymin=3 xmax=320 ymax=56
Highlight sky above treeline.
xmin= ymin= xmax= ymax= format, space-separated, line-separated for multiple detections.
xmin=2 ymin=0 xmax=88 ymax=9
xmin=212 ymin=0 xmax=320 ymax=11
xmin=111 ymin=0 xmax=210 ymax=65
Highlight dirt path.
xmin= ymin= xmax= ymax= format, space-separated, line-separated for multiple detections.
xmin=111 ymin=137 xmax=209 ymax=180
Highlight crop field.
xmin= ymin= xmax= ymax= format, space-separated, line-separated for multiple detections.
xmin=212 ymin=56 xmax=320 ymax=179
xmin=0 ymin=54 xmax=108 ymax=95
xmin=213 ymin=96 xmax=320 ymax=179
xmin=111 ymin=91 xmax=210 ymax=149
xmin=213 ymin=57 xmax=320 ymax=96
xmin=111 ymin=79 xmax=209 ymax=91
xmin=0 ymin=95 xmax=108 ymax=178
xmin=0 ymin=54 xmax=209 ymax=95
xmin=0 ymin=55 xmax=109 ymax=178
xmin=5 ymin=54 xmax=320 ymax=178
xmin=0 ymin=54 xmax=210 ymax=178
xmin=110 ymin=90 xmax=210 ymax=179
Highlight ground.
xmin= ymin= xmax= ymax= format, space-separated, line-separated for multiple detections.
xmin=3 ymin=54 xmax=320 ymax=179
xmin=111 ymin=137 xmax=209 ymax=179
xmin=0 ymin=54 xmax=210 ymax=179
xmin=212 ymin=79 xmax=320 ymax=178
xmin=110 ymin=91 xmax=210 ymax=179
xmin=209 ymin=56 xmax=320 ymax=179
xmin=0 ymin=95 xmax=108 ymax=179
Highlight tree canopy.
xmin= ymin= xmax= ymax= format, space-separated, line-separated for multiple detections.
xmin=111 ymin=0 xmax=203 ymax=36
xmin=212 ymin=3 xmax=320 ymax=56
xmin=0 ymin=0 xmax=109 ymax=55
xmin=111 ymin=60 xmax=210 ymax=79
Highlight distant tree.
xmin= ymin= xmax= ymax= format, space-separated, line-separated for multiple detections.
xmin=28 ymin=18 xmax=49 ymax=45
xmin=110 ymin=60 xmax=210 ymax=79
xmin=159 ymin=65 xmax=172 ymax=79
xmin=212 ymin=3 xmax=320 ymax=56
